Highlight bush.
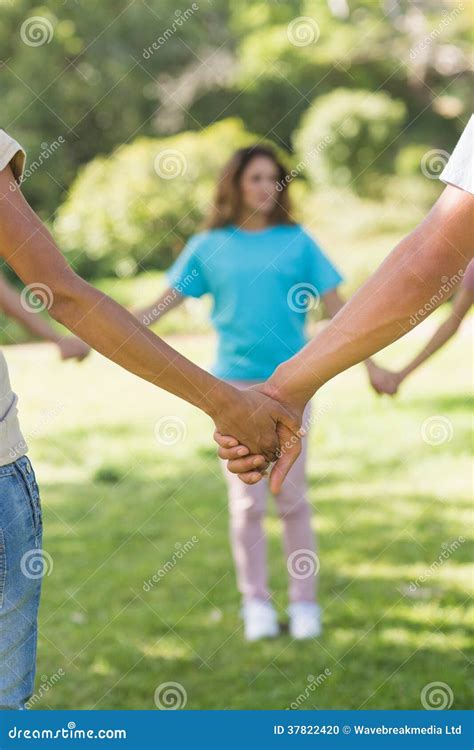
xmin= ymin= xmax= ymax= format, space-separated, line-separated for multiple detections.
xmin=293 ymin=88 xmax=407 ymax=196
xmin=54 ymin=119 xmax=286 ymax=279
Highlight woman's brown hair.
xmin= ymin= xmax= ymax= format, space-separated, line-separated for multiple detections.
xmin=204 ymin=144 xmax=295 ymax=230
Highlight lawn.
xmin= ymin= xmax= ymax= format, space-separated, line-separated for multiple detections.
xmin=6 ymin=316 xmax=472 ymax=710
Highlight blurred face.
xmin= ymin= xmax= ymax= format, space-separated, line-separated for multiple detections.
xmin=238 ymin=155 xmax=280 ymax=217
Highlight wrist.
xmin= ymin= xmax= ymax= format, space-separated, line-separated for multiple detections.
xmin=203 ymin=379 xmax=238 ymax=422
xmin=265 ymin=365 xmax=313 ymax=411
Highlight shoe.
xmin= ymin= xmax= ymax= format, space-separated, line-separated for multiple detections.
xmin=288 ymin=602 xmax=322 ymax=640
xmin=242 ymin=599 xmax=280 ymax=641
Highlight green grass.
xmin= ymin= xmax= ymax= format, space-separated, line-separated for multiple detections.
xmin=6 ymin=317 xmax=473 ymax=710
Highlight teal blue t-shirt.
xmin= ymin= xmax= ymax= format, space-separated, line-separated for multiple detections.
xmin=167 ymin=224 xmax=343 ymax=380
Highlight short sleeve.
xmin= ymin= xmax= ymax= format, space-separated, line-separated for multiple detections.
xmin=439 ymin=115 xmax=474 ymax=195
xmin=167 ymin=234 xmax=210 ymax=298
xmin=0 ymin=129 xmax=26 ymax=185
xmin=302 ymin=230 xmax=344 ymax=295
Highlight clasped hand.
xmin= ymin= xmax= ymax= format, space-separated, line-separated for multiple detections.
xmin=211 ymin=383 xmax=306 ymax=493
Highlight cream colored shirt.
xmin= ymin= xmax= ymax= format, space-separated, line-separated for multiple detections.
xmin=0 ymin=129 xmax=28 ymax=465
xmin=440 ymin=115 xmax=474 ymax=195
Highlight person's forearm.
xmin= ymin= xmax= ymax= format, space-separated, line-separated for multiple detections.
xmin=0 ymin=186 xmax=231 ymax=418
xmin=267 ymin=185 xmax=473 ymax=408
xmin=323 ymin=290 xmax=378 ymax=377
xmin=0 ymin=279 xmax=61 ymax=342
xmin=399 ymin=318 xmax=459 ymax=380
xmin=49 ymin=274 xmax=229 ymax=416
xmin=134 ymin=287 xmax=184 ymax=326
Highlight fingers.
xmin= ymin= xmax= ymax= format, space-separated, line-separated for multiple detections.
xmin=269 ymin=438 xmax=302 ymax=494
xmin=268 ymin=421 xmax=302 ymax=493
xmin=279 ymin=407 xmax=305 ymax=438
xmin=225 ymin=455 xmax=269 ymax=473
xmin=213 ymin=431 xmax=240 ymax=449
xmin=217 ymin=445 xmax=252 ymax=460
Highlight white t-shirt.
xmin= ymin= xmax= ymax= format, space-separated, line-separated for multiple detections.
xmin=0 ymin=129 xmax=28 ymax=465
xmin=440 ymin=115 xmax=474 ymax=194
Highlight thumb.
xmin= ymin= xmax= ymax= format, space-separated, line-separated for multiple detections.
xmin=276 ymin=405 xmax=305 ymax=438
xmin=269 ymin=424 xmax=302 ymax=493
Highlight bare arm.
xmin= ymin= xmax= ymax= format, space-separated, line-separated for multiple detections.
xmin=217 ymin=184 xmax=473 ymax=489
xmin=0 ymin=272 xmax=90 ymax=360
xmin=322 ymin=289 xmax=396 ymax=393
xmin=133 ymin=286 xmax=185 ymax=327
xmin=397 ymin=285 xmax=473 ymax=382
xmin=0 ymin=165 xmax=301 ymax=457
xmin=267 ymin=185 xmax=473 ymax=409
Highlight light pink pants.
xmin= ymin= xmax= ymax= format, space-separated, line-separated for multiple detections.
xmin=220 ymin=381 xmax=317 ymax=605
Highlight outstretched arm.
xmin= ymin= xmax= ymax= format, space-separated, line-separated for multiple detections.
xmin=133 ymin=286 xmax=185 ymax=327
xmin=393 ymin=284 xmax=473 ymax=387
xmin=268 ymin=185 xmax=473 ymax=408
xmin=321 ymin=288 xmax=399 ymax=394
xmin=217 ymin=184 xmax=473 ymax=489
xmin=0 ymin=271 xmax=90 ymax=360
xmin=0 ymin=165 xmax=301 ymax=458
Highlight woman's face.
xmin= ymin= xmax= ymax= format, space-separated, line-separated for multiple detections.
xmin=238 ymin=156 xmax=280 ymax=217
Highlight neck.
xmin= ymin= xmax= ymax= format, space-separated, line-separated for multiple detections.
xmin=236 ymin=211 xmax=269 ymax=231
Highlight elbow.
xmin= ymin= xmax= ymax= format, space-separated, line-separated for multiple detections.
xmin=48 ymin=271 xmax=85 ymax=325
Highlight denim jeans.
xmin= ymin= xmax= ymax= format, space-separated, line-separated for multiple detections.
xmin=0 ymin=456 xmax=42 ymax=710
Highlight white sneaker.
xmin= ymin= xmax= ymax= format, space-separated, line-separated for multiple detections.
xmin=242 ymin=599 xmax=280 ymax=642
xmin=288 ymin=602 xmax=322 ymax=640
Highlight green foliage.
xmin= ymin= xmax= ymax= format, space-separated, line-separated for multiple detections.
xmin=54 ymin=119 xmax=284 ymax=278
xmin=293 ymin=89 xmax=407 ymax=195
xmin=2 ymin=0 xmax=471 ymax=222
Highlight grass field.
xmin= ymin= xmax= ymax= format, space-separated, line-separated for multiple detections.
xmin=6 ymin=316 xmax=472 ymax=710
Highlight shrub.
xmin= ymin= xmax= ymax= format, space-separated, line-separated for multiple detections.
xmin=293 ymin=88 xmax=406 ymax=196
xmin=54 ymin=118 xmax=285 ymax=278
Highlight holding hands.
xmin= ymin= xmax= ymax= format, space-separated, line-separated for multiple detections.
xmin=214 ymin=381 xmax=307 ymax=493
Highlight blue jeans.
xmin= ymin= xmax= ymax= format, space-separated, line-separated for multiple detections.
xmin=0 ymin=456 xmax=42 ymax=710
